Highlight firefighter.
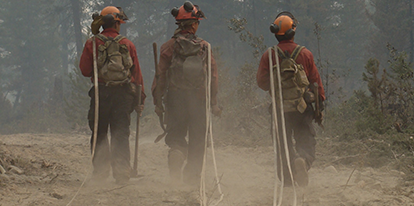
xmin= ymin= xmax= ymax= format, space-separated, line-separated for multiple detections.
xmin=79 ymin=6 xmax=146 ymax=184
xmin=151 ymin=1 xmax=221 ymax=185
xmin=257 ymin=11 xmax=325 ymax=186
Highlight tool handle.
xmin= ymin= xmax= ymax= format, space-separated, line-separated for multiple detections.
xmin=153 ymin=42 xmax=158 ymax=72
xmin=91 ymin=36 xmax=99 ymax=160
xmin=132 ymin=85 xmax=142 ymax=175
xmin=313 ymin=82 xmax=319 ymax=114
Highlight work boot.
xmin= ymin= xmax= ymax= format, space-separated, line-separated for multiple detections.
xmin=294 ymin=157 xmax=309 ymax=187
xmin=168 ymin=149 xmax=185 ymax=183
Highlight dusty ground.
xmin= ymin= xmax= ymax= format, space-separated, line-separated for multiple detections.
xmin=1 ymin=127 xmax=414 ymax=206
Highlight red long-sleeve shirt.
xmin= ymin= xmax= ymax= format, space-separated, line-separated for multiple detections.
xmin=79 ymin=28 xmax=146 ymax=103
xmin=151 ymin=32 xmax=219 ymax=106
xmin=257 ymin=40 xmax=325 ymax=101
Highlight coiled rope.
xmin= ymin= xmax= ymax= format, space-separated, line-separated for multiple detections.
xmin=200 ymin=43 xmax=224 ymax=206
xmin=66 ymin=36 xmax=100 ymax=206
xmin=268 ymin=46 xmax=297 ymax=206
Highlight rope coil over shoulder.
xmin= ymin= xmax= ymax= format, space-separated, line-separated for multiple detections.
xmin=268 ymin=46 xmax=297 ymax=206
xmin=199 ymin=43 xmax=224 ymax=206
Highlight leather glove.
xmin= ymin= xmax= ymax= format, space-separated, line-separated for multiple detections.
xmin=155 ymin=104 xmax=164 ymax=117
xmin=212 ymin=105 xmax=222 ymax=117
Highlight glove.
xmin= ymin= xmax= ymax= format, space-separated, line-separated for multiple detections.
xmin=212 ymin=105 xmax=222 ymax=117
xmin=155 ymin=104 xmax=164 ymax=117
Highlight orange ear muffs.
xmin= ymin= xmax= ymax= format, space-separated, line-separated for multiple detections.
xmin=269 ymin=12 xmax=297 ymax=39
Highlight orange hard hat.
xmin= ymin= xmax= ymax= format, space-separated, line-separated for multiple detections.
xmin=171 ymin=1 xmax=205 ymax=21
xmin=272 ymin=15 xmax=295 ymax=35
xmin=100 ymin=6 xmax=127 ymax=23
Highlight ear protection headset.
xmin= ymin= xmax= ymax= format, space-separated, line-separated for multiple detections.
xmin=171 ymin=1 xmax=205 ymax=20
xmin=183 ymin=1 xmax=194 ymax=12
xmin=171 ymin=7 xmax=180 ymax=17
xmin=269 ymin=11 xmax=297 ymax=39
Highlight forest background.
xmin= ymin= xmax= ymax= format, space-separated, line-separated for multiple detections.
xmin=1 ymin=0 xmax=414 ymax=177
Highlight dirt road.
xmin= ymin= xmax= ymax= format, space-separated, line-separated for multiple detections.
xmin=0 ymin=132 xmax=413 ymax=206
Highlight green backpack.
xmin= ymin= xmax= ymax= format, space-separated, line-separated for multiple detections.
xmin=273 ymin=45 xmax=310 ymax=113
xmin=168 ymin=33 xmax=207 ymax=89
xmin=95 ymin=34 xmax=133 ymax=85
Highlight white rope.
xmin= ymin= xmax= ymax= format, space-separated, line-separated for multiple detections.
xmin=206 ymin=43 xmax=224 ymax=206
xmin=199 ymin=43 xmax=211 ymax=206
xmin=91 ymin=36 xmax=99 ymax=160
xmin=268 ymin=47 xmax=297 ymax=206
xmin=200 ymin=43 xmax=224 ymax=206
xmin=65 ymin=170 xmax=92 ymax=206
xmin=268 ymin=47 xmax=281 ymax=206
xmin=274 ymin=46 xmax=297 ymax=206
xmin=67 ymin=36 xmax=99 ymax=206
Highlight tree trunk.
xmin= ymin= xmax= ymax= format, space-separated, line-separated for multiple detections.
xmin=410 ymin=0 xmax=414 ymax=62
xmin=59 ymin=12 xmax=70 ymax=76
xmin=70 ymin=0 xmax=83 ymax=57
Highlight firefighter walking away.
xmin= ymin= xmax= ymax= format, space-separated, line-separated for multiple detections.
xmin=257 ymin=11 xmax=325 ymax=187
xmin=151 ymin=1 xmax=221 ymax=186
xmin=79 ymin=6 xmax=146 ymax=185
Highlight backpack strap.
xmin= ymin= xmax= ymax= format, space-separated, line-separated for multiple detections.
xmin=291 ymin=45 xmax=305 ymax=61
xmin=113 ymin=35 xmax=126 ymax=43
xmin=95 ymin=34 xmax=126 ymax=43
xmin=275 ymin=45 xmax=305 ymax=60
xmin=95 ymin=34 xmax=110 ymax=42
xmin=276 ymin=46 xmax=287 ymax=59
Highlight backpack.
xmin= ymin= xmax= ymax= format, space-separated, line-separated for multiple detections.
xmin=95 ymin=34 xmax=133 ymax=85
xmin=273 ymin=45 xmax=310 ymax=113
xmin=168 ymin=33 xmax=207 ymax=89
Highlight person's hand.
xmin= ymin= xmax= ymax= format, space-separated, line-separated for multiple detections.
xmin=135 ymin=104 xmax=144 ymax=116
xmin=212 ymin=105 xmax=222 ymax=117
xmin=319 ymin=100 xmax=325 ymax=112
xmin=315 ymin=111 xmax=323 ymax=126
xmin=155 ymin=105 xmax=164 ymax=117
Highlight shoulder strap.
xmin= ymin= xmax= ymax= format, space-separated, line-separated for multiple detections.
xmin=95 ymin=34 xmax=110 ymax=42
xmin=114 ymin=35 xmax=126 ymax=43
xmin=173 ymin=33 xmax=186 ymax=40
xmin=276 ymin=46 xmax=287 ymax=59
xmin=275 ymin=45 xmax=305 ymax=60
xmin=291 ymin=45 xmax=305 ymax=61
